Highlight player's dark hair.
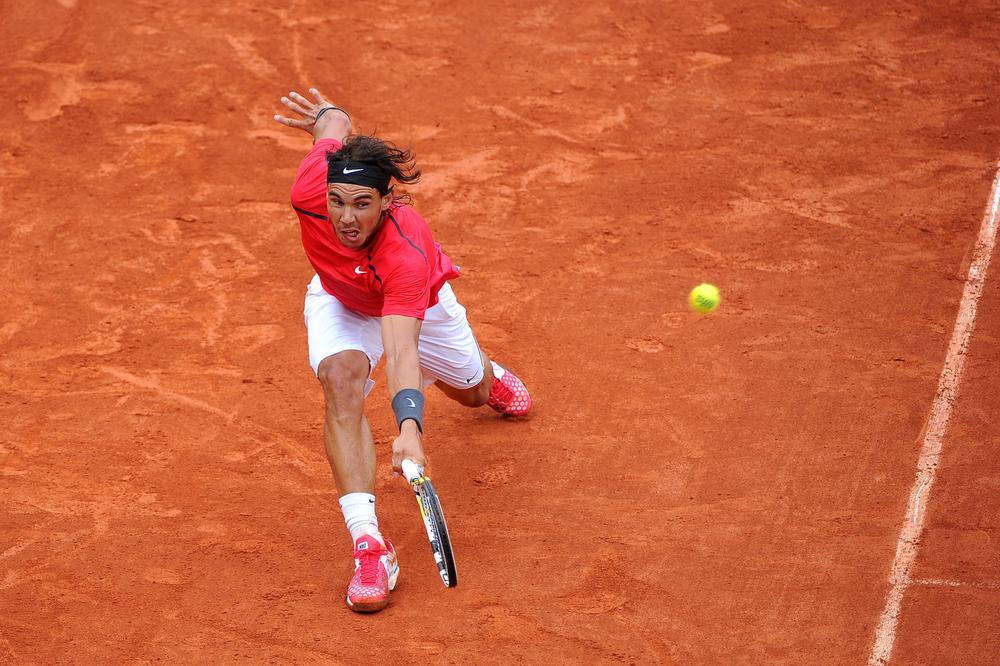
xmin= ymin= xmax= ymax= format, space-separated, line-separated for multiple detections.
xmin=326 ymin=135 xmax=421 ymax=203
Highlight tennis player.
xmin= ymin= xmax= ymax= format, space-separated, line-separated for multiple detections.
xmin=273 ymin=88 xmax=532 ymax=612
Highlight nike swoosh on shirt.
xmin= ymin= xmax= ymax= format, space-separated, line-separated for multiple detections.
xmin=343 ymin=167 xmax=364 ymax=174
xmin=354 ymin=266 xmax=367 ymax=274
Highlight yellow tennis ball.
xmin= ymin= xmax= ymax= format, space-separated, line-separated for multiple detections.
xmin=689 ymin=283 xmax=721 ymax=313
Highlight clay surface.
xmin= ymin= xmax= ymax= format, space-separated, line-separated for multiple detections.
xmin=1 ymin=1 xmax=998 ymax=662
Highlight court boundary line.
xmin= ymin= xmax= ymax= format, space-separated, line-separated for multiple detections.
xmin=911 ymin=577 xmax=1000 ymax=591
xmin=868 ymin=161 xmax=1000 ymax=666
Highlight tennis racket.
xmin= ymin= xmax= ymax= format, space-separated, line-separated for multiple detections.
xmin=401 ymin=458 xmax=458 ymax=588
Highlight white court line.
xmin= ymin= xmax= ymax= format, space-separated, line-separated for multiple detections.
xmin=911 ymin=578 xmax=1000 ymax=591
xmin=868 ymin=161 xmax=1000 ymax=666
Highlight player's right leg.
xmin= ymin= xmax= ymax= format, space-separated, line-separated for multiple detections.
xmin=304 ymin=275 xmax=397 ymax=612
xmin=316 ymin=351 xmax=376 ymax=494
xmin=316 ymin=353 xmax=399 ymax=612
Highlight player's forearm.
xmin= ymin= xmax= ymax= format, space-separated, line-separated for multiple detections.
xmin=381 ymin=314 xmax=423 ymax=394
xmin=381 ymin=314 xmax=424 ymax=438
xmin=384 ymin=344 xmax=422 ymax=396
xmin=386 ymin=345 xmax=423 ymax=440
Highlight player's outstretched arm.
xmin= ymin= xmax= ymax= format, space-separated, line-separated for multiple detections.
xmin=273 ymin=87 xmax=352 ymax=143
xmin=381 ymin=314 xmax=427 ymax=473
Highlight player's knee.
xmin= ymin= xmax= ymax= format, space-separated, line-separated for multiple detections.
xmin=316 ymin=352 xmax=368 ymax=413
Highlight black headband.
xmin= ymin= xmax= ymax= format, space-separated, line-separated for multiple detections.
xmin=327 ymin=160 xmax=391 ymax=195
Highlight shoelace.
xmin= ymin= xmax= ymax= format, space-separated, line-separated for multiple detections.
xmin=356 ymin=548 xmax=383 ymax=585
xmin=490 ymin=376 xmax=515 ymax=403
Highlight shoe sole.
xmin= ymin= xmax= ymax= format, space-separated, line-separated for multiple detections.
xmin=345 ymin=562 xmax=399 ymax=613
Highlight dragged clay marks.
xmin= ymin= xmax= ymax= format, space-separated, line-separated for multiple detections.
xmin=568 ymin=224 xmax=623 ymax=277
xmin=686 ymin=51 xmax=733 ymax=71
xmin=624 ymin=336 xmax=665 ymax=354
xmin=98 ymin=366 xmax=235 ymax=422
xmin=114 ymin=215 xmax=271 ymax=351
xmin=762 ymin=14 xmax=928 ymax=93
xmin=739 ymin=186 xmax=858 ymax=233
xmin=224 ymin=34 xmax=280 ymax=80
xmin=2 ymin=478 xmax=232 ymax=659
xmin=560 ymin=553 xmax=632 ymax=617
xmin=0 ymin=195 xmax=302 ymax=584
xmin=478 ymin=100 xmax=633 ymax=152
xmin=0 ymin=294 xmax=39 ymax=350
xmin=417 ymin=148 xmax=508 ymax=197
xmin=734 ymin=154 xmax=980 ymax=248
xmin=517 ymin=148 xmax=598 ymax=192
xmin=452 ymin=257 xmax=542 ymax=342
xmin=3 ymin=205 xmax=269 ymax=371
xmin=413 ymin=147 xmax=530 ymax=257
xmin=97 ymin=122 xmax=224 ymax=192
xmin=404 ymin=137 xmax=606 ymax=344
xmin=0 ymin=52 xmax=274 ymax=439
xmin=1 ymin=365 xmax=325 ymax=658
xmin=458 ymin=539 xmax=664 ymax=662
xmin=245 ymin=128 xmax=309 ymax=152
xmin=6 ymin=61 xmax=143 ymax=122
xmin=228 ymin=323 xmax=284 ymax=354
xmin=0 ymin=471 xmax=190 ymax=597
xmin=456 ymin=600 xmax=643 ymax=662
xmin=471 ymin=460 xmax=514 ymax=489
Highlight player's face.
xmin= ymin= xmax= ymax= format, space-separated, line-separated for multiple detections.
xmin=326 ymin=184 xmax=392 ymax=249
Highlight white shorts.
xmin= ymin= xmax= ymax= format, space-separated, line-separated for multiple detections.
xmin=303 ymin=275 xmax=485 ymax=396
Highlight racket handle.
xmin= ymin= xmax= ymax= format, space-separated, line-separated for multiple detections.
xmin=401 ymin=458 xmax=422 ymax=484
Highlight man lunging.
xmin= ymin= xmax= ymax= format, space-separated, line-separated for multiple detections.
xmin=273 ymin=88 xmax=531 ymax=612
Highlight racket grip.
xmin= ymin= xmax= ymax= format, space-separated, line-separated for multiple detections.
xmin=401 ymin=458 xmax=422 ymax=484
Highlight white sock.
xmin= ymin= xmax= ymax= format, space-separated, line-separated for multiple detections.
xmin=490 ymin=360 xmax=505 ymax=380
xmin=339 ymin=492 xmax=382 ymax=544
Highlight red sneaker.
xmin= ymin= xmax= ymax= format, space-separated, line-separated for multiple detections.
xmin=346 ymin=534 xmax=399 ymax=613
xmin=487 ymin=363 xmax=532 ymax=417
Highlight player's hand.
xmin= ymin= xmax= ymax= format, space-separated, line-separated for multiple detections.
xmin=391 ymin=424 xmax=426 ymax=476
xmin=272 ymin=87 xmax=351 ymax=141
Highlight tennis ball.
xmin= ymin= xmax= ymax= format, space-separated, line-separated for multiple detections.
xmin=689 ymin=283 xmax=720 ymax=313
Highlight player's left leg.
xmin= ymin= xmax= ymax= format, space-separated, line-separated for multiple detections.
xmin=434 ymin=349 xmax=492 ymax=406
xmin=419 ymin=283 xmax=532 ymax=416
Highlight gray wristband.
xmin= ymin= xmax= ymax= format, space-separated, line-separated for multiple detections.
xmin=391 ymin=388 xmax=424 ymax=433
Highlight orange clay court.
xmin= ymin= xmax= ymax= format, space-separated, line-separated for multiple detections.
xmin=1 ymin=1 xmax=998 ymax=663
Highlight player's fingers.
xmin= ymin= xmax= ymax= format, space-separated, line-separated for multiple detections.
xmin=272 ymin=113 xmax=307 ymax=128
xmin=309 ymin=87 xmax=329 ymax=105
xmin=408 ymin=455 xmax=428 ymax=475
xmin=287 ymin=91 xmax=317 ymax=111
xmin=280 ymin=95 xmax=311 ymax=118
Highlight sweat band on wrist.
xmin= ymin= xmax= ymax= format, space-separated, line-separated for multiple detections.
xmin=314 ymin=105 xmax=350 ymax=124
xmin=391 ymin=388 xmax=424 ymax=433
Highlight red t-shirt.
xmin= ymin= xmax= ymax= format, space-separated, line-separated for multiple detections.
xmin=289 ymin=138 xmax=460 ymax=319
